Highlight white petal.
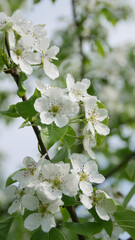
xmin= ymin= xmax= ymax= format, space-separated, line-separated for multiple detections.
xmin=48 ymin=199 xmax=64 ymax=214
xmin=5 ymin=185 xmax=18 ymax=200
xmin=8 ymin=199 xmax=20 ymax=214
xmin=85 ymin=96 xmax=97 ymax=112
xmin=95 ymin=205 xmax=110 ymax=221
xmin=43 ymin=59 xmax=59 ymax=80
xmin=23 ymin=156 xmax=36 ymax=168
xmin=41 ymin=215 xmax=56 ymax=232
xmin=24 ymin=213 xmax=41 ymax=231
xmin=82 ymin=78 xmax=91 ymax=89
xmin=95 ymin=122 xmax=110 ymax=136
xmin=96 ymin=108 xmax=108 ymax=121
xmin=80 ymin=194 xmax=93 ymax=209
xmin=10 ymin=50 xmax=19 ymax=65
xmin=19 ymin=58 xmax=33 ymax=75
xmin=23 ymin=51 xmax=41 ymax=64
xmin=39 ymin=37 xmax=50 ymax=52
xmin=34 ymin=98 xmax=48 ymax=112
xmin=80 ymin=181 xmax=93 ymax=196
xmin=55 ymin=114 xmax=69 ymax=127
xmin=87 ymin=122 xmax=95 ymax=135
xmin=66 ymin=74 xmax=75 ymax=90
xmin=71 ymin=153 xmax=85 ymax=173
xmin=22 ymin=194 xmax=39 ymax=211
xmin=40 ymin=111 xmax=53 ymax=125
xmin=63 ymin=173 xmax=79 ymax=197
xmin=8 ymin=30 xmax=15 ymax=48
xmin=46 ymin=46 xmax=59 ymax=59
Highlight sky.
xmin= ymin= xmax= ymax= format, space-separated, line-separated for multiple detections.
xmin=1 ymin=0 xmax=135 ymax=181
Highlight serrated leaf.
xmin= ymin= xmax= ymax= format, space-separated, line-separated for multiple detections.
xmin=16 ymin=89 xmax=41 ymax=121
xmin=0 ymin=104 xmax=20 ymax=118
xmin=63 ymin=222 xmax=103 ymax=236
xmin=90 ymin=207 xmax=113 ymax=237
xmin=123 ymin=184 xmax=135 ymax=208
xmin=114 ymin=209 xmax=135 ymax=239
xmin=0 ymin=216 xmax=14 ymax=240
xmin=30 ymin=227 xmax=49 ymax=240
xmin=51 ymin=145 xmax=69 ymax=163
xmin=49 ymin=228 xmax=66 ymax=240
xmin=41 ymin=123 xmax=68 ymax=150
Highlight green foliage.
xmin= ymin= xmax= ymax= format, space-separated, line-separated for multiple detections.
xmin=114 ymin=209 xmax=135 ymax=239
xmin=90 ymin=208 xmax=113 ymax=237
xmin=16 ymin=89 xmax=41 ymax=121
xmin=30 ymin=228 xmax=65 ymax=240
xmin=0 ymin=216 xmax=14 ymax=240
xmin=0 ymin=104 xmax=20 ymax=118
xmin=62 ymin=195 xmax=77 ymax=206
xmin=126 ymin=161 xmax=135 ymax=181
xmin=60 ymin=207 xmax=70 ymax=222
xmin=123 ymin=184 xmax=135 ymax=208
xmin=51 ymin=145 xmax=69 ymax=163
xmin=62 ymin=126 xmax=76 ymax=147
xmin=41 ymin=123 xmax=68 ymax=150
xmin=63 ymin=222 xmax=103 ymax=236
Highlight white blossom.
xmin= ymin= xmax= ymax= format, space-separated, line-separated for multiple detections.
xmin=5 ymin=185 xmax=32 ymax=215
xmin=10 ymin=37 xmax=40 ymax=75
xmin=80 ymin=190 xmax=116 ymax=221
xmin=83 ymin=124 xmax=96 ymax=159
xmin=35 ymin=162 xmax=79 ymax=200
xmin=24 ymin=192 xmax=63 ymax=232
xmin=85 ymin=96 xmax=110 ymax=136
xmin=71 ymin=153 xmax=105 ymax=195
xmin=0 ymin=12 xmax=13 ymax=31
xmin=66 ymin=74 xmax=91 ymax=102
xmin=34 ymin=87 xmax=79 ymax=128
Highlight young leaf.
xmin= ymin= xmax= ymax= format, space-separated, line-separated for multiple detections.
xmin=123 ymin=184 xmax=135 ymax=208
xmin=51 ymin=145 xmax=69 ymax=163
xmin=0 ymin=216 xmax=14 ymax=240
xmin=49 ymin=228 xmax=66 ymax=240
xmin=16 ymin=89 xmax=41 ymax=121
xmin=63 ymin=222 xmax=103 ymax=236
xmin=62 ymin=195 xmax=77 ymax=206
xmin=41 ymin=123 xmax=68 ymax=150
xmin=126 ymin=161 xmax=135 ymax=181
xmin=0 ymin=104 xmax=20 ymax=118
xmin=30 ymin=227 xmax=49 ymax=240
xmin=114 ymin=209 xmax=135 ymax=239
xmin=90 ymin=207 xmax=113 ymax=237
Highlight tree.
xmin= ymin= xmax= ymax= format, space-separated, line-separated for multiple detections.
xmin=0 ymin=1 xmax=135 ymax=240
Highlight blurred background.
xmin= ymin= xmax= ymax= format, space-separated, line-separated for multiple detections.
xmin=1 ymin=0 xmax=135 ymax=239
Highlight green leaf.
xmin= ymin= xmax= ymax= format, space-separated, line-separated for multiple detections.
xmin=62 ymin=195 xmax=77 ymax=206
xmin=0 ymin=104 xmax=20 ymax=118
xmin=95 ymin=40 xmax=105 ymax=56
xmin=41 ymin=123 xmax=68 ymax=150
xmin=114 ymin=209 xmax=135 ymax=239
xmin=90 ymin=208 xmax=113 ymax=237
xmin=62 ymin=126 xmax=76 ymax=147
xmin=123 ymin=184 xmax=135 ymax=208
xmin=60 ymin=207 xmax=70 ymax=222
xmin=19 ymin=72 xmax=28 ymax=82
xmin=0 ymin=216 xmax=14 ymax=240
xmin=34 ymin=0 xmax=41 ymax=4
xmin=16 ymin=89 xmax=41 ymax=121
xmin=63 ymin=222 xmax=103 ymax=236
xmin=30 ymin=227 xmax=49 ymax=240
xmin=126 ymin=161 xmax=135 ymax=181
xmin=17 ymin=79 xmax=26 ymax=97
xmin=49 ymin=228 xmax=66 ymax=240
xmin=51 ymin=145 xmax=69 ymax=163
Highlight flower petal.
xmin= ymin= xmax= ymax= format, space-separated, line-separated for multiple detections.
xmin=41 ymin=215 xmax=56 ymax=232
xmin=80 ymin=181 xmax=93 ymax=196
xmin=22 ymin=194 xmax=39 ymax=211
xmin=80 ymin=194 xmax=93 ymax=209
xmin=95 ymin=122 xmax=110 ymax=136
xmin=43 ymin=59 xmax=59 ymax=80
xmin=95 ymin=205 xmax=110 ymax=221
xmin=55 ymin=114 xmax=69 ymax=128
xmin=8 ymin=199 xmax=20 ymax=214
xmin=24 ymin=213 xmax=41 ymax=231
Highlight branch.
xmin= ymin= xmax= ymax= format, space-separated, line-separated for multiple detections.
xmin=72 ymin=0 xmax=85 ymax=79
xmin=104 ymin=152 xmax=135 ymax=179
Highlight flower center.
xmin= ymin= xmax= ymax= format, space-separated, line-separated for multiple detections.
xmin=49 ymin=105 xmax=59 ymax=117
xmin=52 ymin=177 xmax=61 ymax=190
xmin=15 ymin=48 xmax=23 ymax=56
xmin=39 ymin=204 xmax=50 ymax=217
xmin=79 ymin=172 xmax=88 ymax=181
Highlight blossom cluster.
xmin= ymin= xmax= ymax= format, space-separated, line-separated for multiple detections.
xmin=2 ymin=10 xmax=115 ymax=234
xmin=0 ymin=11 xmax=59 ymax=79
